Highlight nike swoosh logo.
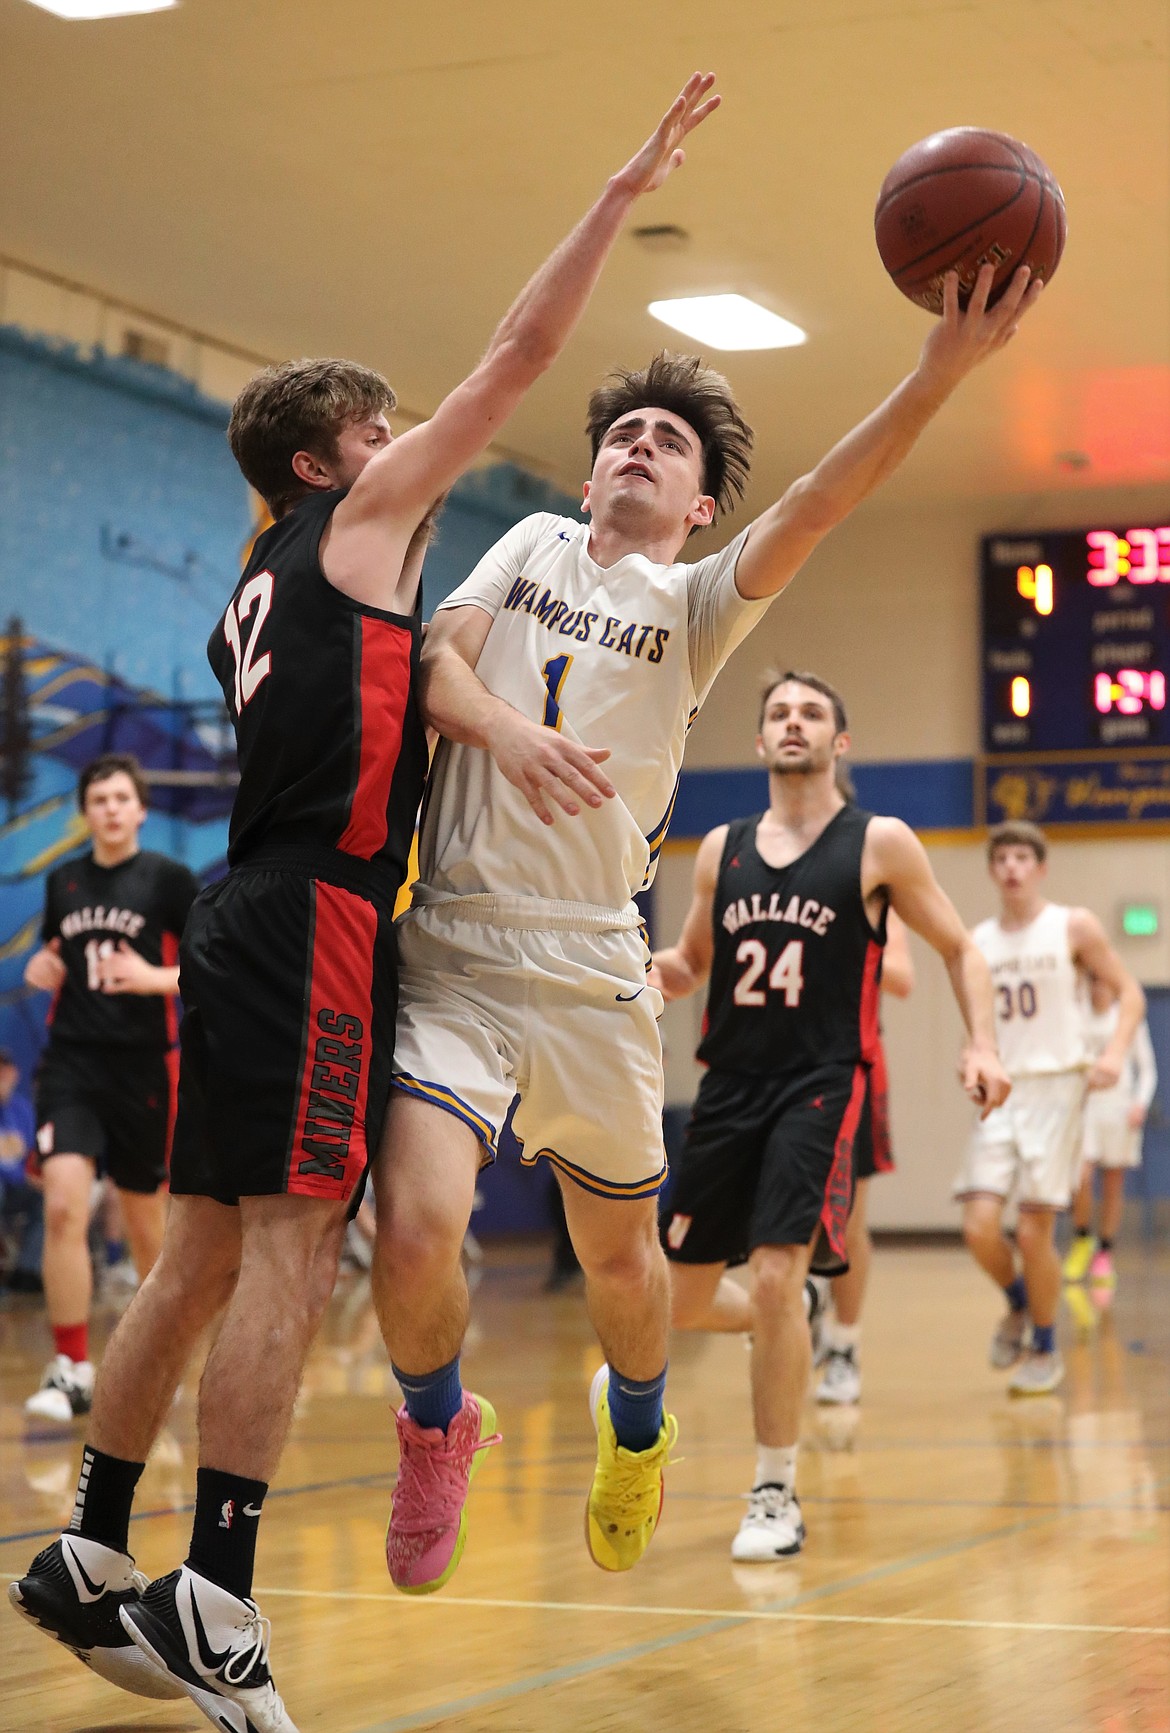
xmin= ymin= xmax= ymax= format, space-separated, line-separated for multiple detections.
xmin=62 ymin=1540 xmax=107 ymax=1602
xmin=188 ymin=1584 xmax=235 ymax=1674
xmin=615 ymin=988 xmax=645 ymax=1003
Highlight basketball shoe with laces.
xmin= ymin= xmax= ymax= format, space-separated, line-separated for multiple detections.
xmin=386 ymin=1392 xmax=500 ymax=1593
xmin=731 ymin=1483 xmax=806 ymax=1560
xmin=119 ymin=1565 xmax=296 ymax=1732
xmin=585 ymin=1365 xmax=678 ymax=1572
xmin=8 ymin=1534 xmax=185 ymax=1699
xmin=25 ymin=1354 xmax=95 ymax=1422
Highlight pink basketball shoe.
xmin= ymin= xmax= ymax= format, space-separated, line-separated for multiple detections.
xmin=386 ymin=1392 xmax=500 ymax=1594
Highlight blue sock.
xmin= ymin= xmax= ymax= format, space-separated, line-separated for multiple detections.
xmin=606 ymin=1365 xmax=667 ymax=1454
xmin=1031 ymin=1324 xmax=1056 ymax=1355
xmin=1004 ymin=1276 xmax=1028 ymax=1313
xmin=393 ymin=1355 xmax=463 ymax=1433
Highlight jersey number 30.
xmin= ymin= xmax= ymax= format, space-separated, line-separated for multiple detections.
xmin=223 ymin=571 xmax=274 ymax=715
xmin=734 ymin=938 xmax=805 ymax=1007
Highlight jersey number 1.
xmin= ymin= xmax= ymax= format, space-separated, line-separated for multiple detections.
xmin=733 ymin=938 xmax=805 ymax=1007
xmin=540 ymin=654 xmax=573 ymax=731
xmin=224 ymin=571 xmax=274 ymax=715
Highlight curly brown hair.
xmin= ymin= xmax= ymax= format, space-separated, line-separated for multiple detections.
xmin=585 ymin=351 xmax=753 ymax=521
xmin=228 ymin=358 xmax=396 ymax=518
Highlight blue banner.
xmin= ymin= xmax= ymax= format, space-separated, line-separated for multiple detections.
xmin=980 ymin=752 xmax=1170 ymax=828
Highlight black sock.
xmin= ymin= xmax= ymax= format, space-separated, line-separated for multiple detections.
xmin=1074 ymin=1226 xmax=1093 ymax=1240
xmin=68 ymin=1446 xmax=144 ymax=1554
xmin=185 ymin=1467 xmax=268 ymax=1601
xmin=1099 ymin=1237 xmax=1113 ymax=1252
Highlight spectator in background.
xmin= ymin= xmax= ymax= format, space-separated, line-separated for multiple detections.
xmin=0 ymin=1048 xmax=43 ymax=1293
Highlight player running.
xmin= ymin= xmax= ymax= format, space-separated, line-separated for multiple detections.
xmin=654 ymin=672 xmax=1009 ymax=1559
xmin=1065 ymin=984 xmax=1157 ymax=1292
xmin=371 ymin=259 xmax=1041 ymax=1590
xmin=22 ymin=754 xmax=197 ymax=1424
xmin=9 ymin=75 xmax=721 ymax=1732
xmin=815 ymin=907 xmax=914 ymax=1406
xmin=957 ymin=821 xmax=1145 ymax=1395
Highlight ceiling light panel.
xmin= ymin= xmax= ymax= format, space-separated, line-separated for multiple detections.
xmin=648 ymin=294 xmax=806 ymax=352
xmin=24 ymin=0 xmax=176 ymax=18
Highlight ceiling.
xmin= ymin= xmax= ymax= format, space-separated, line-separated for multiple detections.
xmin=1 ymin=0 xmax=1167 ymax=517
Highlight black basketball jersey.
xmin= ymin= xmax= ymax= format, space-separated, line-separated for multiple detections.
xmin=209 ymin=491 xmax=428 ymax=892
xmin=696 ymin=804 xmax=886 ymax=1077
xmin=41 ymin=849 xmax=199 ymax=1050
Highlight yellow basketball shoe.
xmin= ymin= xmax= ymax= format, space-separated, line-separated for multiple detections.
xmin=585 ymin=1366 xmax=678 ymax=1572
xmin=1063 ymin=1233 xmax=1096 ymax=1284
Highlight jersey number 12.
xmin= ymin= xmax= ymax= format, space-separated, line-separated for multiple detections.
xmin=733 ymin=938 xmax=805 ymax=1008
xmin=223 ymin=571 xmax=274 ymax=715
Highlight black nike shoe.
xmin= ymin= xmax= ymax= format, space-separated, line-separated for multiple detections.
xmin=8 ymin=1534 xmax=185 ymax=1699
xmin=120 ymin=1565 xmax=297 ymax=1732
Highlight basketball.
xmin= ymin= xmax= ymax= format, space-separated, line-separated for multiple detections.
xmin=875 ymin=127 xmax=1067 ymax=312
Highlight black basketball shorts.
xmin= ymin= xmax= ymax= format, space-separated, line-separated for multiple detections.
xmin=661 ymin=1063 xmax=868 ymax=1277
xmin=35 ymin=1043 xmax=174 ymax=1194
xmin=170 ymin=865 xmax=398 ymax=1207
xmin=853 ymin=1041 xmax=893 ymax=1182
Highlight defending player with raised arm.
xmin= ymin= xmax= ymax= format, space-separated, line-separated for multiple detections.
xmin=372 ymin=260 xmax=1040 ymax=1596
xmin=957 ymin=822 xmax=1145 ymax=1397
xmin=652 ymin=673 xmax=1008 ymax=1559
xmin=9 ymin=76 xmax=721 ymax=1733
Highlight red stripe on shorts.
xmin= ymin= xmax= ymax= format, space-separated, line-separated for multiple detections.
xmin=821 ymin=1064 xmax=868 ymax=1262
xmin=869 ymin=1036 xmax=894 ymax=1174
xmin=337 ymin=615 xmax=413 ymax=860
xmin=162 ymin=932 xmax=180 ymax=1051
xmin=288 ymin=882 xmax=377 ymax=1200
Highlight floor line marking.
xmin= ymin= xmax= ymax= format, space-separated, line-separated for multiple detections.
xmin=246 ymin=1585 xmax=1170 ymax=1637
xmin=349 ymin=1508 xmax=1076 ymax=1733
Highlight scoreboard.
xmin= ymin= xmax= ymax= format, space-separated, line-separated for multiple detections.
xmin=982 ymin=525 xmax=1170 ymax=753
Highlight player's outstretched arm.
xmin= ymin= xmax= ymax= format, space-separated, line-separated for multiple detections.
xmin=648 ymin=826 xmax=726 ymax=1000
xmin=732 ymin=263 xmax=1046 ymax=602
xmin=420 ymin=604 xmax=616 ymax=826
xmin=1068 ymin=910 xmax=1146 ymax=1090
xmin=324 ymin=75 xmax=720 ymax=606
xmin=864 ymin=817 xmax=1009 ymax=1116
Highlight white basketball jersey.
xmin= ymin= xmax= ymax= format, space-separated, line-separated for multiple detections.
xmin=973 ymin=903 xmax=1087 ymax=1076
xmin=1083 ymin=1003 xmax=1158 ymax=1118
xmin=419 ymin=512 xmax=770 ymax=910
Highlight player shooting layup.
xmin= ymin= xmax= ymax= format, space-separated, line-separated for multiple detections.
xmin=11 ymin=76 xmax=720 ymax=1733
xmin=654 ymin=672 xmax=1009 ymax=1559
xmin=370 ymin=263 xmax=1043 ymax=1589
xmin=957 ymin=821 xmax=1144 ymax=1396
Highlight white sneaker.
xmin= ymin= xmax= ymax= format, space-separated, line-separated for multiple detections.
xmin=730 ymin=1483 xmax=805 ymax=1560
xmin=25 ymin=1356 xmax=95 ymax=1423
xmin=816 ymin=1347 xmax=861 ymax=1405
xmin=1008 ymin=1351 xmax=1065 ymax=1397
xmin=120 ymin=1565 xmax=298 ymax=1732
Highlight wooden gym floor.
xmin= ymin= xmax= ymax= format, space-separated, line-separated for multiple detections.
xmin=2 ymin=1239 xmax=1168 ymax=1733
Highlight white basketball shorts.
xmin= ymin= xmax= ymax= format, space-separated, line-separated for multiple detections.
xmin=954 ymin=1071 xmax=1087 ymax=1209
xmin=391 ymin=893 xmax=667 ymax=1199
xmin=1081 ymin=1096 xmax=1142 ymax=1170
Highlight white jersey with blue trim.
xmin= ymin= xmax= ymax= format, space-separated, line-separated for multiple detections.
xmin=418 ymin=512 xmax=770 ymax=910
xmin=973 ymin=902 xmax=1088 ymax=1077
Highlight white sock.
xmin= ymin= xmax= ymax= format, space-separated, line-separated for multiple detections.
xmin=755 ymin=1444 xmax=797 ymax=1489
xmin=826 ymin=1320 xmax=861 ymax=1353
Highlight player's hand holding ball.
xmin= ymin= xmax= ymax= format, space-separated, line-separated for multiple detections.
xmin=961 ymin=1045 xmax=1011 ymax=1119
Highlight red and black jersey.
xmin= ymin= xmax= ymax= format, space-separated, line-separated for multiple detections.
xmin=210 ymin=491 xmax=428 ymax=894
xmin=41 ymin=849 xmax=199 ymax=1050
xmin=696 ymin=805 xmax=886 ymax=1077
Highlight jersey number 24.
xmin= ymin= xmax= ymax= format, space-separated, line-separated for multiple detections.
xmin=733 ymin=938 xmax=804 ymax=1008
